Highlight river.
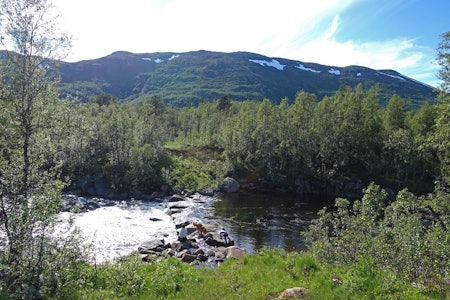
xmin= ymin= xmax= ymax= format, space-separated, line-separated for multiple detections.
xmin=60 ymin=191 xmax=329 ymax=263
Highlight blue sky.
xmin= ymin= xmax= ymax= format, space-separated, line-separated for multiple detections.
xmin=53 ymin=0 xmax=449 ymax=87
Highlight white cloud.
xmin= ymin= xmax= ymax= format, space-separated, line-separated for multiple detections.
xmin=281 ymin=16 xmax=439 ymax=86
xmin=51 ymin=0 xmax=439 ymax=86
xmin=53 ymin=0 xmax=357 ymax=61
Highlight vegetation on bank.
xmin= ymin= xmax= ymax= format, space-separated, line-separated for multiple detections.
xmin=56 ymin=82 xmax=445 ymax=196
xmin=0 ymin=0 xmax=449 ymax=298
xmin=46 ymin=249 xmax=449 ymax=299
xmin=55 ymin=183 xmax=449 ymax=299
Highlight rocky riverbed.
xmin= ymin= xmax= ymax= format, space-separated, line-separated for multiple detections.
xmin=138 ymin=193 xmax=247 ymax=266
xmin=61 ymin=190 xmax=247 ymax=265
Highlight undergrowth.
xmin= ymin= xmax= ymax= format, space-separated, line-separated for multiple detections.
xmin=70 ymin=249 xmax=448 ymax=300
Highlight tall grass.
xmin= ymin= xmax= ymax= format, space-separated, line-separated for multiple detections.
xmin=70 ymin=249 xmax=448 ymax=299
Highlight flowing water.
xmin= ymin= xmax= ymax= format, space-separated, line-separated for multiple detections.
xmin=208 ymin=191 xmax=330 ymax=253
xmin=60 ymin=192 xmax=329 ymax=262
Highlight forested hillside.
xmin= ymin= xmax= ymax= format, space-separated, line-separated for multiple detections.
xmin=56 ymin=50 xmax=436 ymax=108
xmin=48 ymin=84 xmax=444 ymax=198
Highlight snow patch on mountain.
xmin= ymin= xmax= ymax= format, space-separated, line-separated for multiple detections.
xmin=141 ymin=57 xmax=169 ymax=63
xmin=328 ymin=68 xmax=341 ymax=75
xmin=249 ymin=59 xmax=286 ymax=70
xmin=295 ymin=63 xmax=321 ymax=73
xmin=169 ymin=54 xmax=180 ymax=61
xmin=377 ymin=71 xmax=405 ymax=81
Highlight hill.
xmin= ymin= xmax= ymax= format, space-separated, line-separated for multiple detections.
xmin=58 ymin=50 xmax=436 ymax=107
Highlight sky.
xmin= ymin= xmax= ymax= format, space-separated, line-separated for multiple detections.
xmin=52 ymin=0 xmax=449 ymax=87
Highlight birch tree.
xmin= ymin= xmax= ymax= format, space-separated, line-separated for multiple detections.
xmin=0 ymin=0 xmax=83 ymax=298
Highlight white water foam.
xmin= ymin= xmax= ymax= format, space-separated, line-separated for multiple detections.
xmin=59 ymin=201 xmax=178 ymax=263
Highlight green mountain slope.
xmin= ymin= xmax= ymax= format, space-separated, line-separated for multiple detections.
xmin=58 ymin=50 xmax=437 ymax=107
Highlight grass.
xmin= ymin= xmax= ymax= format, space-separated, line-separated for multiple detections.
xmin=164 ymin=141 xmax=227 ymax=191
xmin=71 ymin=249 xmax=449 ymax=300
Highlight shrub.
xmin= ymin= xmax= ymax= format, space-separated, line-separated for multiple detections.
xmin=305 ymin=182 xmax=450 ymax=293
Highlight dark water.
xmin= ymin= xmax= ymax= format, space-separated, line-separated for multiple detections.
xmin=60 ymin=191 xmax=331 ymax=262
xmin=208 ymin=191 xmax=331 ymax=253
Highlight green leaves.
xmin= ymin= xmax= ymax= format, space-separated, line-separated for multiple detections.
xmin=306 ymin=183 xmax=450 ymax=290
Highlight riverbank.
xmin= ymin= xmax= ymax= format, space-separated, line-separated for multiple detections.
xmin=72 ymin=248 xmax=448 ymax=299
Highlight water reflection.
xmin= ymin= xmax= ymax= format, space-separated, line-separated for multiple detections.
xmin=59 ymin=191 xmax=329 ymax=262
xmin=210 ymin=191 xmax=330 ymax=253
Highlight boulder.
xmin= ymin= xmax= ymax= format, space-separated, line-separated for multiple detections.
xmin=220 ymin=177 xmax=240 ymax=193
xmin=76 ymin=174 xmax=109 ymax=197
xmin=204 ymin=232 xmax=234 ymax=247
xmin=169 ymin=194 xmax=185 ymax=202
xmin=176 ymin=249 xmax=189 ymax=258
xmin=181 ymin=253 xmax=197 ymax=263
xmin=199 ymin=188 xmax=214 ymax=196
xmin=138 ymin=238 xmax=166 ymax=254
xmin=226 ymin=246 xmax=247 ymax=260
xmin=197 ymin=253 xmax=208 ymax=262
xmin=193 ymin=248 xmax=204 ymax=256
xmin=85 ymin=200 xmax=100 ymax=210
xmin=215 ymin=250 xmax=226 ymax=262
xmin=267 ymin=287 xmax=310 ymax=299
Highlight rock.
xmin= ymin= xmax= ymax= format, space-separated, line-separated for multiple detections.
xmin=141 ymin=254 xmax=153 ymax=263
xmin=215 ymin=251 xmax=225 ymax=262
xmin=149 ymin=217 xmax=162 ymax=222
xmin=169 ymin=194 xmax=185 ymax=202
xmin=226 ymin=246 xmax=247 ymax=260
xmin=193 ymin=248 xmax=204 ymax=256
xmin=168 ymin=203 xmax=189 ymax=210
xmin=85 ymin=200 xmax=100 ymax=210
xmin=204 ymin=231 xmax=234 ymax=247
xmin=138 ymin=238 xmax=166 ymax=254
xmin=220 ymin=177 xmax=240 ymax=193
xmin=175 ymin=221 xmax=191 ymax=229
xmin=181 ymin=253 xmax=197 ymax=263
xmin=76 ymin=174 xmax=109 ymax=197
xmin=267 ymin=287 xmax=310 ymax=299
xmin=205 ymin=236 xmax=219 ymax=247
xmin=177 ymin=249 xmax=189 ymax=258
xmin=199 ymin=188 xmax=214 ymax=196
xmin=197 ymin=254 xmax=208 ymax=262
xmin=171 ymin=241 xmax=182 ymax=252
xmin=98 ymin=199 xmax=115 ymax=206
xmin=182 ymin=189 xmax=194 ymax=197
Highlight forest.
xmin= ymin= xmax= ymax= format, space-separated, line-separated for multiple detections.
xmin=0 ymin=0 xmax=449 ymax=298
xmin=51 ymin=83 xmax=445 ymax=198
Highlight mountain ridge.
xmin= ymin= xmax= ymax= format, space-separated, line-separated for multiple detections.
xmin=58 ymin=50 xmax=436 ymax=108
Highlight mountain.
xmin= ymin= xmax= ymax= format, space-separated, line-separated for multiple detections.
xmin=58 ymin=50 xmax=436 ymax=108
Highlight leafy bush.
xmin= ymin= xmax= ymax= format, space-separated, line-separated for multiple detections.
xmin=305 ymin=182 xmax=450 ymax=292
